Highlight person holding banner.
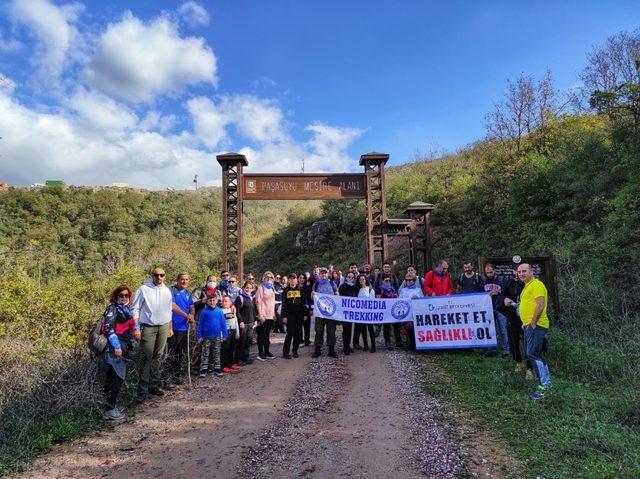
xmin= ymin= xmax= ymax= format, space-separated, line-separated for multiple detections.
xmin=517 ymin=264 xmax=552 ymax=400
xmin=312 ymin=267 xmax=339 ymax=358
xmin=399 ymin=273 xmax=424 ymax=351
xmin=338 ymin=271 xmax=358 ymax=356
xmin=379 ymin=274 xmax=402 ymax=349
xmin=483 ymin=264 xmax=510 ymax=357
xmin=353 ymin=274 xmax=376 ymax=352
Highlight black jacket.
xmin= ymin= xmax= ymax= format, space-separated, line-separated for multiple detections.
xmin=281 ymin=286 xmax=305 ymax=317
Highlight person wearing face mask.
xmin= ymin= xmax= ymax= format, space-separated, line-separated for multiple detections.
xmin=218 ymin=271 xmax=231 ymax=296
xmin=192 ymin=275 xmax=221 ymax=321
xmin=338 ymin=271 xmax=358 ymax=355
xmin=255 ymin=271 xmax=277 ymax=361
xmin=101 ymin=284 xmax=141 ymax=420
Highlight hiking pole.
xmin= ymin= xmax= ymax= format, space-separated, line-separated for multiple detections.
xmin=186 ymin=323 xmax=192 ymax=388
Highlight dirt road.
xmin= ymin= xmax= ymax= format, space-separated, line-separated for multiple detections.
xmin=17 ymin=333 xmax=515 ymax=479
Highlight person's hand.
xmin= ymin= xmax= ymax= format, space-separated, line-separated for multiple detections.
xmin=431 ymin=293 xmax=436 ymax=297
xmin=239 ymin=321 xmax=245 ymax=330
xmin=187 ymin=313 xmax=195 ymax=322
xmin=133 ymin=330 xmax=141 ymax=341
xmin=504 ymin=298 xmax=513 ymax=307
xmin=114 ymin=348 xmax=122 ymax=358
xmin=168 ymin=329 xmax=174 ymax=338
xmin=490 ymin=291 xmax=498 ymax=296
xmin=236 ymin=333 xmax=240 ymax=340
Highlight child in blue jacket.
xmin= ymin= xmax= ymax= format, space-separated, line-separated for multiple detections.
xmin=197 ymin=295 xmax=228 ymax=377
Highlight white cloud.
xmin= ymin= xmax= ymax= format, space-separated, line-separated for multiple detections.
xmin=9 ymin=0 xmax=83 ymax=80
xmin=0 ymin=87 xmax=217 ymax=189
xmin=66 ymin=88 xmax=138 ymax=133
xmin=178 ymin=1 xmax=210 ymax=28
xmin=224 ymin=95 xmax=286 ymax=143
xmin=304 ymin=123 xmax=363 ymax=172
xmin=187 ymin=96 xmax=228 ymax=148
xmin=85 ymin=11 xmax=217 ymax=103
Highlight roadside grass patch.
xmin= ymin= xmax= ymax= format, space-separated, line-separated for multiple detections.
xmin=422 ymin=332 xmax=640 ymax=479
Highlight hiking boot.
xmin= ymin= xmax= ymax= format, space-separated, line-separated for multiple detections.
xmin=328 ymin=348 xmax=338 ymax=358
xmin=292 ymin=351 xmax=299 ymax=358
xmin=265 ymin=352 xmax=276 ymax=360
xmin=311 ymin=349 xmax=322 ymax=358
xmin=214 ymin=369 xmax=223 ymax=378
xmin=529 ymin=386 xmax=550 ymax=401
xmin=103 ymin=408 xmax=126 ymax=421
xmin=363 ymin=346 xmax=369 ymax=352
xmin=370 ymin=346 xmax=376 ymax=353
xmin=283 ymin=353 xmax=292 ymax=359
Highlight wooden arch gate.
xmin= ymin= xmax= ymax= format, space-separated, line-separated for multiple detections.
xmin=217 ymin=152 xmax=433 ymax=279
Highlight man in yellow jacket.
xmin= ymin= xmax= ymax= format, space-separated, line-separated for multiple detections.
xmin=517 ymin=264 xmax=551 ymax=400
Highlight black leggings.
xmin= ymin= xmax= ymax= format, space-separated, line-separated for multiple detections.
xmin=360 ymin=324 xmax=376 ymax=350
xmin=505 ymin=310 xmax=524 ymax=363
xmin=257 ymin=319 xmax=274 ymax=355
xmin=104 ymin=365 xmax=124 ymax=410
xmin=341 ymin=322 xmax=352 ymax=351
xmin=383 ymin=322 xmax=402 ymax=345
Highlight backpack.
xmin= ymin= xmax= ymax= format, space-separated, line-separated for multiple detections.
xmin=88 ymin=318 xmax=108 ymax=355
xmin=458 ymin=272 xmax=482 ymax=291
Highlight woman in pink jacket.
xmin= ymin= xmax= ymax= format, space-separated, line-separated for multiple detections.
xmin=255 ymin=271 xmax=276 ymax=361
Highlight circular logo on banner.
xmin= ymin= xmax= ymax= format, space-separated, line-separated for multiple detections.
xmin=317 ymin=296 xmax=337 ymax=317
xmin=512 ymin=255 xmax=522 ymax=264
xmin=391 ymin=300 xmax=411 ymax=320
xmin=428 ymin=303 xmax=436 ymax=312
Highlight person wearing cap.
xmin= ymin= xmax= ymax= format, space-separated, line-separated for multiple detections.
xmin=399 ymin=272 xmax=424 ymax=351
xmin=130 ymin=267 xmax=173 ymax=403
xmin=281 ymin=274 xmax=304 ymax=359
xmin=312 ymin=267 xmax=339 ymax=358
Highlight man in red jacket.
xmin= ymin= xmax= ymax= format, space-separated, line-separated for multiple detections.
xmin=423 ymin=260 xmax=454 ymax=296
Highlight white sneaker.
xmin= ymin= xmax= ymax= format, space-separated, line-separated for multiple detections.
xmin=103 ymin=408 xmax=126 ymax=421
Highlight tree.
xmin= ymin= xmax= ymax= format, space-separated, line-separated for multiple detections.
xmin=485 ymin=70 xmax=558 ymax=154
xmin=581 ymin=30 xmax=640 ymax=126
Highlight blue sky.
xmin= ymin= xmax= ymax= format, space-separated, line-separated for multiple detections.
xmin=0 ymin=1 xmax=638 ymax=188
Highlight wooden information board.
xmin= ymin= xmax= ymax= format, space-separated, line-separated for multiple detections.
xmin=243 ymin=173 xmax=366 ymax=200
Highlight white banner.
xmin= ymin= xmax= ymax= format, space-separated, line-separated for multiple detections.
xmin=412 ymin=293 xmax=497 ymax=350
xmin=313 ymin=293 xmax=413 ymax=324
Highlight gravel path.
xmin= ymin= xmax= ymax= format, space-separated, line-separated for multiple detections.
xmin=14 ymin=328 xmax=516 ymax=479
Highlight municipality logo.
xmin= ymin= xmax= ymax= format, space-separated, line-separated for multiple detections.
xmin=317 ymin=296 xmax=337 ymax=317
xmin=391 ymin=300 xmax=411 ymax=320
xmin=428 ymin=303 xmax=435 ymax=312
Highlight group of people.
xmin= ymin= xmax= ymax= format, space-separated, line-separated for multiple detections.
xmin=99 ymin=259 xmax=552 ymax=419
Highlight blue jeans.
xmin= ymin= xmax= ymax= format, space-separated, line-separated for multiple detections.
xmin=524 ymin=326 xmax=551 ymax=388
xmin=494 ymin=310 xmax=510 ymax=354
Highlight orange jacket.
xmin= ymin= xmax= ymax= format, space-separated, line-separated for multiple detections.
xmin=423 ymin=269 xmax=454 ymax=296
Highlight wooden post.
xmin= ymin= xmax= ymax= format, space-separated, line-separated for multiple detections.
xmin=360 ymin=152 xmax=389 ymax=267
xmin=217 ymin=153 xmax=248 ymax=280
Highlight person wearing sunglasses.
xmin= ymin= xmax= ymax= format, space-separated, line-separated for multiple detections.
xmin=101 ymin=284 xmax=140 ymax=420
xmin=399 ymin=273 xmax=425 ymax=351
xmin=130 ymin=267 xmax=174 ymax=404
xmin=227 ymin=276 xmax=240 ymax=302
xmin=255 ymin=272 xmax=277 ymax=360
